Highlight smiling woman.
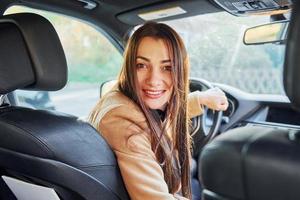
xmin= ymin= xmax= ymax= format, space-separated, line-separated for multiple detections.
xmin=89 ymin=22 xmax=228 ymax=200
xmin=90 ymin=22 xmax=195 ymax=200
xmin=136 ymin=37 xmax=174 ymax=110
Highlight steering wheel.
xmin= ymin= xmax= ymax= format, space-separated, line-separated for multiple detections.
xmin=189 ymin=78 xmax=223 ymax=157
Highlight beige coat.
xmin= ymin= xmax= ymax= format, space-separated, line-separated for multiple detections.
xmin=90 ymin=89 xmax=203 ymax=200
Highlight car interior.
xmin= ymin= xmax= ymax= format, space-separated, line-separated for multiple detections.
xmin=0 ymin=0 xmax=298 ymax=200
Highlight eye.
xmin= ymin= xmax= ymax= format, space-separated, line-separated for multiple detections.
xmin=162 ymin=65 xmax=173 ymax=72
xmin=136 ymin=63 xmax=147 ymax=69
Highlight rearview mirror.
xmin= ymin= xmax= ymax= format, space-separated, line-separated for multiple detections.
xmin=243 ymin=20 xmax=289 ymax=45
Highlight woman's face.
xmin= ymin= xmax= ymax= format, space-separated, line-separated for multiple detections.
xmin=136 ymin=37 xmax=174 ymax=110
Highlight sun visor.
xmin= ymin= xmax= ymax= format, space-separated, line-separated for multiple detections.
xmin=117 ymin=1 xmax=220 ymax=25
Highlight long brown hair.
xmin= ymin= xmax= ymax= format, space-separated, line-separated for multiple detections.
xmin=118 ymin=22 xmax=191 ymax=198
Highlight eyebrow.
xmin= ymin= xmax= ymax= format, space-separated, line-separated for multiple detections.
xmin=136 ymin=56 xmax=171 ymax=63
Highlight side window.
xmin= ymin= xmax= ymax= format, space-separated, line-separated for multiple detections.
xmin=5 ymin=6 xmax=123 ymax=119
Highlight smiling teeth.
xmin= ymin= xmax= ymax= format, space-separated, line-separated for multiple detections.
xmin=145 ymin=90 xmax=163 ymax=95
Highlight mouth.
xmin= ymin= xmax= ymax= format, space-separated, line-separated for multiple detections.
xmin=142 ymin=89 xmax=165 ymax=99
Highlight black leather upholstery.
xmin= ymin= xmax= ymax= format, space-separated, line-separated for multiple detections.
xmin=0 ymin=13 xmax=129 ymax=199
xmin=0 ymin=106 xmax=129 ymax=199
xmin=200 ymin=126 xmax=300 ymax=200
xmin=284 ymin=2 xmax=300 ymax=108
xmin=0 ymin=13 xmax=67 ymax=94
xmin=0 ymin=21 xmax=34 ymax=94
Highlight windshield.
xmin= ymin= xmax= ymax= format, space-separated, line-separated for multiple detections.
xmin=162 ymin=11 xmax=286 ymax=95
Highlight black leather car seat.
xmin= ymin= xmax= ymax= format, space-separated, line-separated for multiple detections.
xmin=199 ymin=2 xmax=300 ymax=200
xmin=0 ymin=13 xmax=129 ymax=200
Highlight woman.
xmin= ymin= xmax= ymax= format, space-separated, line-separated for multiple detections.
xmin=89 ymin=22 xmax=228 ymax=200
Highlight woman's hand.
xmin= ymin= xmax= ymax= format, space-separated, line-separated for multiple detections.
xmin=197 ymin=87 xmax=228 ymax=111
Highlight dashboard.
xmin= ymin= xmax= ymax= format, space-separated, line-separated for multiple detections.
xmin=214 ymin=83 xmax=300 ymax=131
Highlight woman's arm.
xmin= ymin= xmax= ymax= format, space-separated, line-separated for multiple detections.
xmin=99 ymin=105 xmax=189 ymax=200
xmin=188 ymin=91 xmax=204 ymax=118
xmin=188 ymin=88 xmax=228 ymax=118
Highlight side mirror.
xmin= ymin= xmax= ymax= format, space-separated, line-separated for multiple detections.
xmin=244 ymin=20 xmax=289 ymax=45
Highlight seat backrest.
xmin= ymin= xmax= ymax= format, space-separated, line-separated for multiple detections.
xmin=200 ymin=125 xmax=300 ymax=200
xmin=0 ymin=13 xmax=129 ymax=200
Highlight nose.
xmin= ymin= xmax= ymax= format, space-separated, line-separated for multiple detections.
xmin=146 ymin=66 xmax=162 ymax=87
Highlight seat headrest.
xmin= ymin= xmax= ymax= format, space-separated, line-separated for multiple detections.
xmin=284 ymin=2 xmax=300 ymax=108
xmin=0 ymin=13 xmax=67 ymax=94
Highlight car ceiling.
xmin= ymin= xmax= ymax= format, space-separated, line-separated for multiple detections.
xmin=0 ymin=0 xmax=221 ymax=48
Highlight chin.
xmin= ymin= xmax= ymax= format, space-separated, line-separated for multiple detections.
xmin=145 ymin=102 xmax=166 ymax=110
xmin=148 ymin=106 xmax=162 ymax=110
